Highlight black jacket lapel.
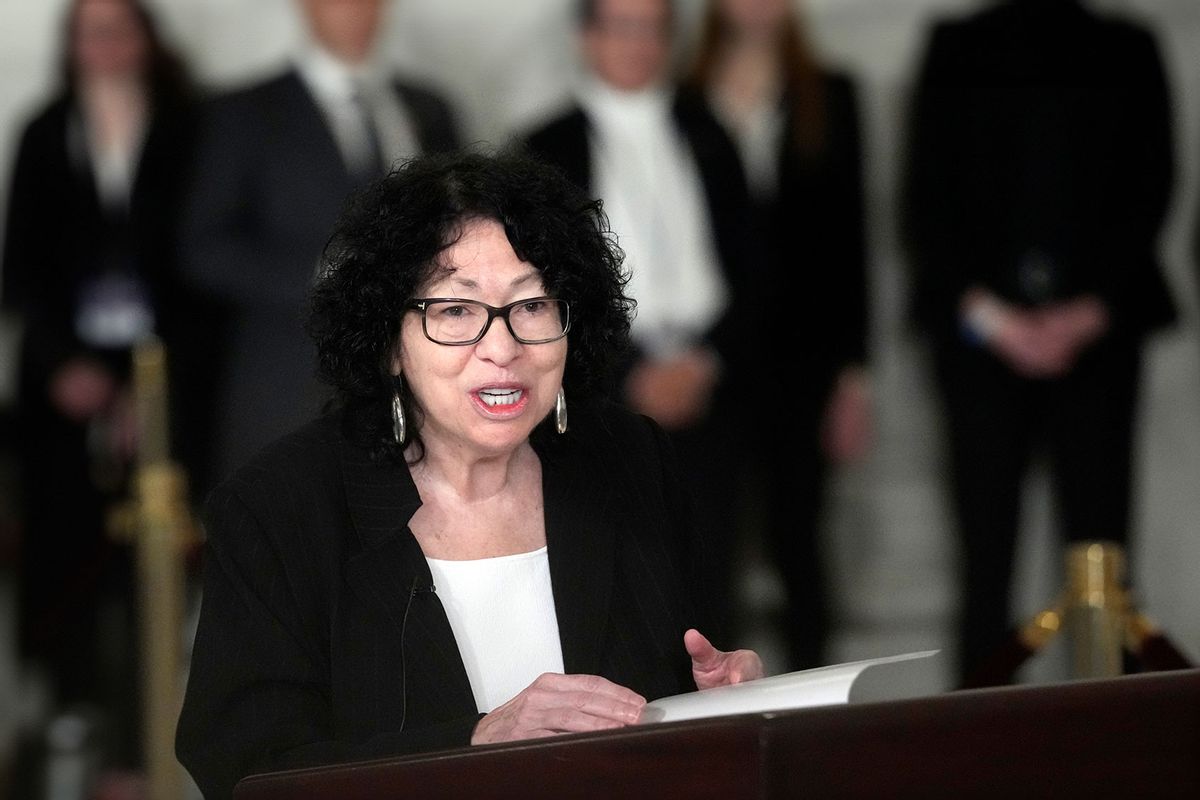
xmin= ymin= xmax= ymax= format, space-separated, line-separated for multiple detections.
xmin=537 ymin=428 xmax=617 ymax=677
xmin=338 ymin=440 xmax=475 ymax=722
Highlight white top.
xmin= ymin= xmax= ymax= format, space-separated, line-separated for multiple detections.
xmin=578 ymin=77 xmax=729 ymax=358
xmin=72 ymin=82 xmax=147 ymax=213
xmin=710 ymin=89 xmax=784 ymax=202
xmin=65 ymin=99 xmax=156 ymax=349
xmin=295 ymin=43 xmax=418 ymax=176
xmin=426 ymin=546 xmax=565 ymax=713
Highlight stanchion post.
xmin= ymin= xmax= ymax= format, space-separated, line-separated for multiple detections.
xmin=1063 ymin=541 xmax=1127 ymax=679
xmin=961 ymin=541 xmax=1192 ymax=688
xmin=111 ymin=337 xmax=195 ymax=800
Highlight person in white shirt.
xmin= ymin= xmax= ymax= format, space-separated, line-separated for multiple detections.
xmin=522 ymin=0 xmax=756 ymax=642
xmin=179 ymin=0 xmax=460 ymax=488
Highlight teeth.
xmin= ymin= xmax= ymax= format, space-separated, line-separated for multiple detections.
xmin=479 ymin=389 xmax=522 ymax=407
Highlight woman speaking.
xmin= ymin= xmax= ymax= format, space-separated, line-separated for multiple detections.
xmin=175 ymin=150 xmax=762 ymax=799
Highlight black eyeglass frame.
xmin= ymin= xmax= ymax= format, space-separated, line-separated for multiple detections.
xmin=408 ymin=296 xmax=572 ymax=346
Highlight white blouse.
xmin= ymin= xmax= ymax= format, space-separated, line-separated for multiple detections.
xmin=710 ymin=89 xmax=785 ymax=202
xmin=425 ymin=546 xmax=565 ymax=713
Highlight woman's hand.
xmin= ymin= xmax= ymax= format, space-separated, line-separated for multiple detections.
xmin=471 ymin=673 xmax=645 ymax=745
xmin=685 ymin=629 xmax=764 ymax=690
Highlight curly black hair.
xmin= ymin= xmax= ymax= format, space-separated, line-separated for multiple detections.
xmin=306 ymin=148 xmax=635 ymax=462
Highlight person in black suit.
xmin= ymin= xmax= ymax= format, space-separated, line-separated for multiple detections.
xmin=520 ymin=0 xmax=754 ymax=642
xmin=680 ymin=0 xmax=871 ymax=671
xmin=179 ymin=0 xmax=459 ymax=489
xmin=175 ymin=150 xmax=764 ymax=799
xmin=903 ymin=0 xmax=1176 ymax=682
xmin=0 ymin=0 xmax=200 ymax=780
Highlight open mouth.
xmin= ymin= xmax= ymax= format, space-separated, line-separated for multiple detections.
xmin=477 ymin=388 xmax=523 ymax=408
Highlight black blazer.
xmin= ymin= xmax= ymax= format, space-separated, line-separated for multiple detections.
xmin=676 ymin=76 xmax=868 ymax=397
xmin=178 ymin=69 xmax=459 ymax=483
xmin=176 ymin=401 xmax=710 ymax=800
xmin=2 ymin=94 xmax=196 ymax=385
xmin=0 ymin=93 xmax=219 ymax=480
xmin=904 ymin=0 xmax=1176 ymax=345
xmin=180 ymin=69 xmax=458 ymax=313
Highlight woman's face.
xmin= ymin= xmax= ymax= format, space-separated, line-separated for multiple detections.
xmin=72 ymin=0 xmax=148 ymax=80
xmin=393 ymin=218 xmax=568 ymax=460
xmin=717 ymin=0 xmax=791 ymax=36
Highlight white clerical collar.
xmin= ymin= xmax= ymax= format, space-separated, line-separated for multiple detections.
xmin=296 ymin=42 xmax=379 ymax=104
xmin=577 ymin=75 xmax=672 ymax=124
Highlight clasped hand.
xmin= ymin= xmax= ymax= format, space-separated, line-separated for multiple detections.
xmin=471 ymin=629 xmax=763 ymax=745
xmin=962 ymin=289 xmax=1110 ymax=379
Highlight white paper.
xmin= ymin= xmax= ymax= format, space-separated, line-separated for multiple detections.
xmin=640 ymin=650 xmax=941 ymax=724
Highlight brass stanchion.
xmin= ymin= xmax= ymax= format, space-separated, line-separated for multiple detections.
xmin=1063 ymin=541 xmax=1126 ymax=679
xmin=958 ymin=598 xmax=1064 ymax=690
xmin=960 ymin=540 xmax=1193 ymax=688
xmin=109 ymin=337 xmax=196 ymax=800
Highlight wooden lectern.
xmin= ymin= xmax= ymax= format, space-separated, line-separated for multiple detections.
xmin=234 ymin=668 xmax=1200 ymax=799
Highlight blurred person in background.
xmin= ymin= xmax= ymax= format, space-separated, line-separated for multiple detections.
xmin=904 ymin=0 xmax=1176 ymax=684
xmin=178 ymin=0 xmax=460 ymax=489
xmin=0 ymin=0 xmax=200 ymax=790
xmin=520 ymin=0 xmax=753 ymax=643
xmin=680 ymin=0 xmax=870 ymax=671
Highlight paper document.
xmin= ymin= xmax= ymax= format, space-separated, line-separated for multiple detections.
xmin=641 ymin=650 xmax=942 ymax=724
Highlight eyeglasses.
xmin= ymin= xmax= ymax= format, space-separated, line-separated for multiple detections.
xmin=408 ymin=297 xmax=571 ymax=346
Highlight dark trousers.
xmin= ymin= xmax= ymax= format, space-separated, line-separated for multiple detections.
xmin=761 ymin=440 xmax=828 ymax=671
xmin=936 ymin=336 xmax=1141 ymax=681
xmin=15 ymin=350 xmax=141 ymax=768
xmin=666 ymin=413 xmax=744 ymax=650
xmin=743 ymin=372 xmax=833 ymax=672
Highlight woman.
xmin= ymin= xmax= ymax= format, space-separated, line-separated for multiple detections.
xmin=175 ymin=150 xmax=763 ymax=799
xmin=681 ymin=0 xmax=871 ymax=670
xmin=1 ymin=0 xmax=198 ymax=773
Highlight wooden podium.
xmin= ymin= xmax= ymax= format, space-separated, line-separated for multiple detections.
xmin=234 ymin=668 xmax=1200 ymax=799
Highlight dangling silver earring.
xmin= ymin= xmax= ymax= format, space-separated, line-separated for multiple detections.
xmin=392 ymin=387 xmax=407 ymax=445
xmin=555 ymin=387 xmax=568 ymax=435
